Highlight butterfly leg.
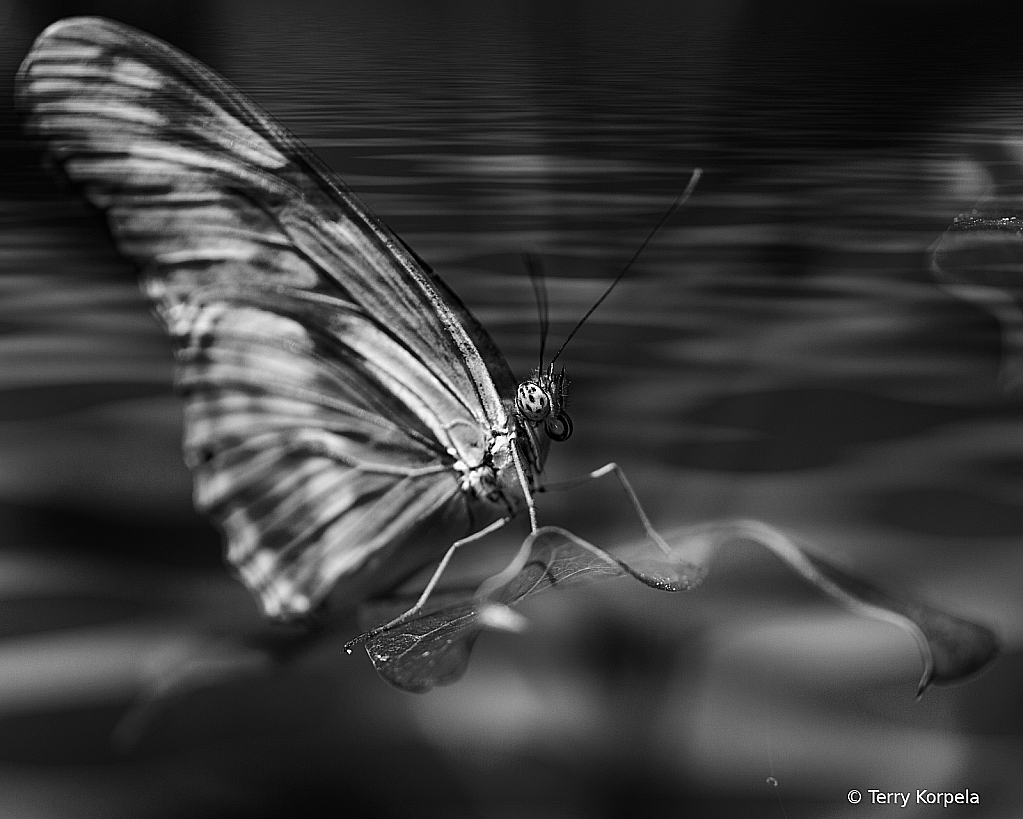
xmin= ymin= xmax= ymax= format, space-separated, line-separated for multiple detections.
xmin=477 ymin=462 xmax=674 ymax=601
xmin=345 ymin=515 xmax=513 ymax=649
xmin=462 ymin=440 xmax=547 ymax=600
xmin=537 ymin=462 xmax=674 ymax=557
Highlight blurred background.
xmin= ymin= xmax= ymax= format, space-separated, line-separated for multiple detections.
xmin=1 ymin=0 xmax=1022 ymax=816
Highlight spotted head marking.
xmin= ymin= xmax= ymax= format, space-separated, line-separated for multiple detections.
xmin=514 ymin=364 xmax=572 ymax=442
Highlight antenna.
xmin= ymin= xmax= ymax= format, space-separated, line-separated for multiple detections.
xmin=523 ymin=252 xmax=549 ymax=373
xmin=549 ymin=167 xmax=702 ymax=366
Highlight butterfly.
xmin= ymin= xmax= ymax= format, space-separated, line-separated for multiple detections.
xmin=16 ymin=17 xmax=695 ymax=646
xmin=18 ymin=18 xmax=1000 ymax=697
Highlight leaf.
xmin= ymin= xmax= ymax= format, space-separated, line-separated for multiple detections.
xmin=352 ymin=520 xmax=999 ymax=695
xmin=352 ymin=526 xmax=703 ymax=692
xmin=702 ymin=519 xmax=1000 ymax=696
xmin=112 ymin=633 xmax=275 ymax=749
xmin=112 ymin=620 xmax=323 ymax=749
xmin=931 ymin=208 xmax=1023 ymax=391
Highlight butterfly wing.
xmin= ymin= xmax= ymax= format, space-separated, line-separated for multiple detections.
xmin=18 ymin=17 xmax=524 ymax=618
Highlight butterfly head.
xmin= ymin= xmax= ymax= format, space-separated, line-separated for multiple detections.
xmin=515 ymin=364 xmax=572 ymax=442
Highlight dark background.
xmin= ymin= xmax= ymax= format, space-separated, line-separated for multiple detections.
xmin=1 ymin=0 xmax=1021 ymax=816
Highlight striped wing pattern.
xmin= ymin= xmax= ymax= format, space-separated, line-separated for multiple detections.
xmin=18 ymin=17 xmax=523 ymax=618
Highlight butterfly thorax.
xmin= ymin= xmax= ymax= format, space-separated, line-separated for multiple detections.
xmin=454 ymin=450 xmax=503 ymax=501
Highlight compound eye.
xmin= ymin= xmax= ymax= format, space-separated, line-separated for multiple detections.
xmin=516 ymin=381 xmax=551 ymax=422
xmin=544 ymin=411 xmax=573 ymax=442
